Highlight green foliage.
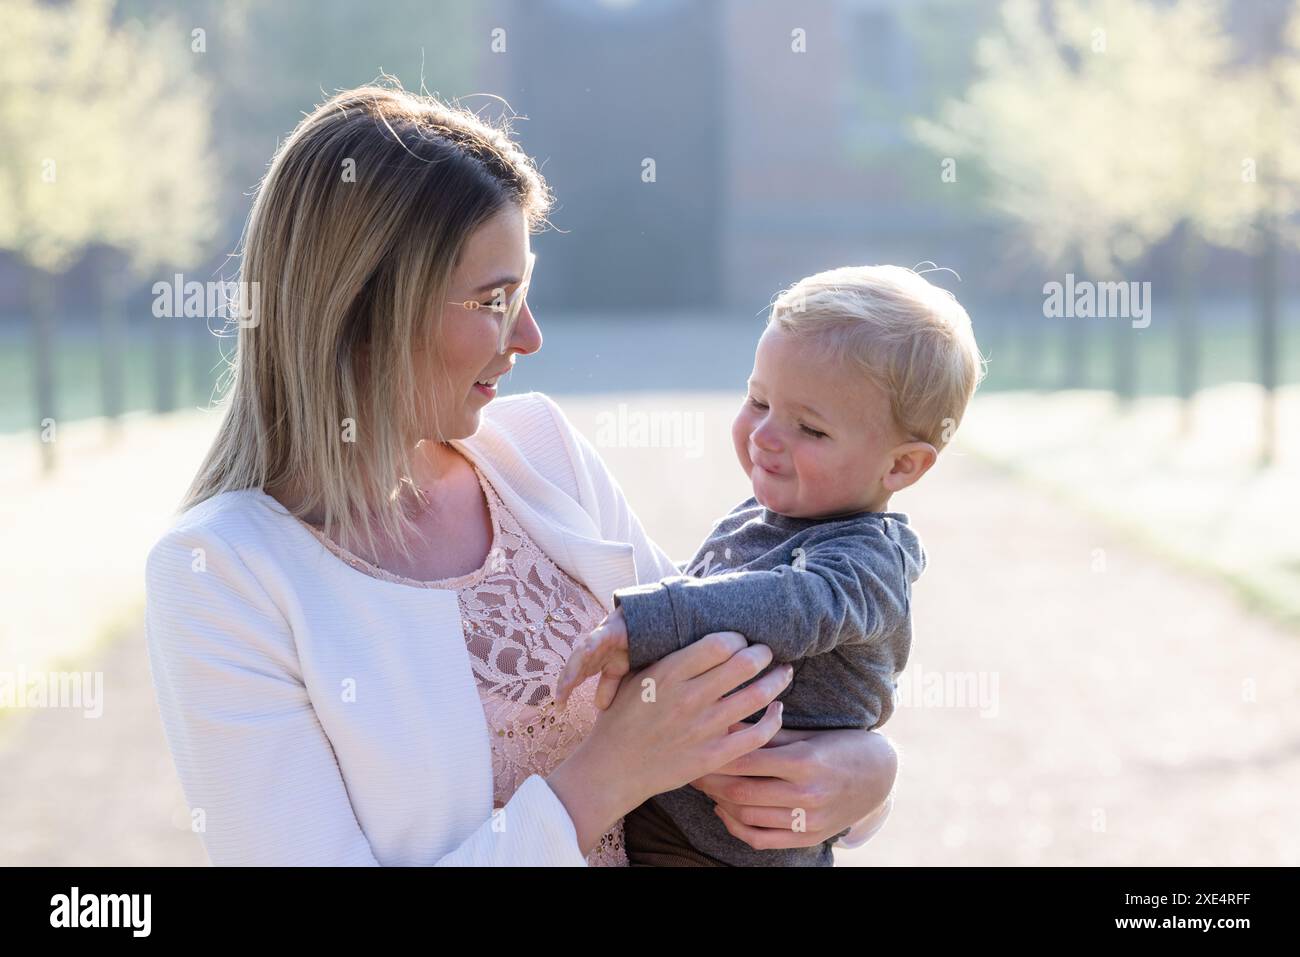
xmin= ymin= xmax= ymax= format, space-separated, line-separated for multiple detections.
xmin=911 ymin=0 xmax=1261 ymax=273
xmin=0 ymin=0 xmax=217 ymax=274
xmin=120 ymin=0 xmax=478 ymax=248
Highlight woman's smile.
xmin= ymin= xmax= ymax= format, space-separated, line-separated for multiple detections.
xmin=473 ymin=362 xmax=513 ymax=399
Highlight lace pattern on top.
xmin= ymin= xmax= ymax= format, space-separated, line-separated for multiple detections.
xmin=297 ymin=461 xmax=625 ymax=866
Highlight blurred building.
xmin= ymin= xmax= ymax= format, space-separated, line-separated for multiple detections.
xmin=470 ymin=0 xmax=988 ymax=315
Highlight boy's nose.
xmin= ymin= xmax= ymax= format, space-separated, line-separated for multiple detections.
xmin=751 ymin=424 xmax=782 ymax=453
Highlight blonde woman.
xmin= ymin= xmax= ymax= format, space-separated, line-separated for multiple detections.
xmin=144 ymin=85 xmax=898 ymax=866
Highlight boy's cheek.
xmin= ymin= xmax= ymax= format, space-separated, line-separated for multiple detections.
xmin=731 ymin=417 xmax=753 ymax=470
xmin=794 ymin=454 xmax=833 ymax=503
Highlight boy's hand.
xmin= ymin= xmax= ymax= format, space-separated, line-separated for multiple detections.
xmin=555 ymin=607 xmax=631 ymax=712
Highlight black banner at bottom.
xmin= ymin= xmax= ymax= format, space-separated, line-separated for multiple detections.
xmin=0 ymin=866 xmax=1286 ymax=943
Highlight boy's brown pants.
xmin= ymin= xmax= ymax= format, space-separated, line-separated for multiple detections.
xmin=623 ymin=799 xmax=729 ymax=867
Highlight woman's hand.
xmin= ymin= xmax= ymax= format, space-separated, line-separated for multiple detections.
xmin=690 ymin=726 xmax=898 ymax=851
xmin=546 ymin=632 xmax=793 ymax=857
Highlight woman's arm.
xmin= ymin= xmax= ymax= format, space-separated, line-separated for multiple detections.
xmin=548 ymin=632 xmax=793 ymax=855
xmin=145 ymin=524 xmax=588 ymax=866
xmin=690 ymin=726 xmax=898 ymax=851
xmin=836 ymin=788 xmax=894 ymax=848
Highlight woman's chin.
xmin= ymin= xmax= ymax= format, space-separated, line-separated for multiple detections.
xmin=431 ymin=408 xmax=481 ymax=443
xmin=460 ymin=411 xmax=483 ymax=438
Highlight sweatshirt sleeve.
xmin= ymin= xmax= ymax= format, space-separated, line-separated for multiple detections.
xmin=145 ymin=524 xmax=586 ymax=867
xmin=614 ymin=530 xmax=910 ymax=670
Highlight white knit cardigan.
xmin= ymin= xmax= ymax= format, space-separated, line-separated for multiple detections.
xmin=144 ymin=391 xmax=890 ymax=866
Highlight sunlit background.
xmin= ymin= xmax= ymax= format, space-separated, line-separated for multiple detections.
xmin=1 ymin=0 xmax=1296 ymax=866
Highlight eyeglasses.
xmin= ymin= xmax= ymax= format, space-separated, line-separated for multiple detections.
xmin=447 ymin=251 xmax=536 ymax=354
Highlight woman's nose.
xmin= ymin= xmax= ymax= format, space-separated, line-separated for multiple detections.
xmin=507 ymin=299 xmax=542 ymax=356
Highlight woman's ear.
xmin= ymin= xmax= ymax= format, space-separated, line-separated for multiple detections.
xmin=881 ymin=441 xmax=939 ymax=493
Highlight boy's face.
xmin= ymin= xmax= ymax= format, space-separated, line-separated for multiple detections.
xmin=732 ymin=325 xmax=907 ymax=518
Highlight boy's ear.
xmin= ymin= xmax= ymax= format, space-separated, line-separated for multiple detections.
xmin=881 ymin=441 xmax=938 ymax=493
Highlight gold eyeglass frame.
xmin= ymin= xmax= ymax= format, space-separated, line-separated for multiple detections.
xmin=448 ymin=251 xmax=536 ymax=354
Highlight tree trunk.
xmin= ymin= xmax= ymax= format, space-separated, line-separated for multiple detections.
xmin=191 ymin=315 xmax=217 ymax=407
xmin=28 ymin=267 xmax=58 ymax=474
xmin=1174 ymin=223 xmax=1201 ymax=435
xmin=153 ymin=287 xmax=177 ymax=413
xmin=1111 ymin=266 xmax=1138 ymax=407
xmin=1254 ymin=213 xmax=1279 ymax=468
xmin=1061 ymin=308 xmax=1087 ymax=389
xmin=1022 ymin=292 xmax=1044 ymax=389
xmin=98 ymin=252 xmax=127 ymax=437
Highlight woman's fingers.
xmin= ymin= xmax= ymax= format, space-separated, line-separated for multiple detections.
xmin=655 ymin=631 xmax=748 ymax=684
xmin=713 ymin=699 xmax=783 ymax=768
xmin=712 ymin=804 xmax=787 ymax=851
xmin=695 ymin=641 xmax=775 ymax=704
xmin=691 ymin=771 xmax=806 ymax=809
xmin=713 ymin=804 xmax=825 ymax=850
xmin=764 ymin=727 xmax=818 ymax=747
xmin=714 ymin=659 xmax=793 ymax=729
xmin=700 ymin=736 xmax=810 ymax=780
xmin=711 ymin=800 xmax=820 ymax=832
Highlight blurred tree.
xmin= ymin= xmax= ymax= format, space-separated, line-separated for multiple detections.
xmin=0 ymin=0 xmax=216 ymax=467
xmin=1228 ymin=5 xmax=1300 ymax=466
xmin=95 ymin=11 xmax=219 ymax=420
xmin=3 ymin=0 xmax=476 ymax=454
xmin=120 ymin=0 xmax=476 ymax=407
xmin=856 ymin=1 xmax=1012 ymax=370
xmin=0 ymin=0 xmax=98 ymax=470
xmin=121 ymin=0 xmax=477 ymax=259
xmin=911 ymin=0 xmax=1245 ymax=409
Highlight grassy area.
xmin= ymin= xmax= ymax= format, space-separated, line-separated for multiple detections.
xmin=2 ymin=304 xmax=1298 ymax=435
xmin=956 ymin=383 xmax=1300 ymax=632
xmin=0 ymin=325 xmax=225 ymax=434
xmin=977 ymin=313 xmax=1300 ymax=395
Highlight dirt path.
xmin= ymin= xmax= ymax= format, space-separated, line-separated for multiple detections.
xmin=837 ymin=451 xmax=1300 ymax=866
xmin=2 ymin=393 xmax=1295 ymax=866
xmin=0 ymin=620 xmax=205 ymax=866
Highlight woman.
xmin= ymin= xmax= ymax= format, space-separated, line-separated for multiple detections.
xmin=144 ymin=84 xmax=898 ymax=866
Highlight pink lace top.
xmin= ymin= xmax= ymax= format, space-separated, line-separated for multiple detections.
xmin=299 ymin=463 xmax=626 ymax=866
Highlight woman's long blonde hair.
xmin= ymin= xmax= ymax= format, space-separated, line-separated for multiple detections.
xmin=183 ymin=82 xmax=551 ymax=556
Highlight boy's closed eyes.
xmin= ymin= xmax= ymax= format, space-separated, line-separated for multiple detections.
xmin=733 ymin=324 xmax=936 ymax=520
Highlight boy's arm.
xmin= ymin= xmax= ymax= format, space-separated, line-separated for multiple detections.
xmin=614 ymin=531 xmax=911 ymax=669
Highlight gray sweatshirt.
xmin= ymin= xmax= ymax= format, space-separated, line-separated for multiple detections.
xmin=613 ymin=496 xmax=926 ymax=866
